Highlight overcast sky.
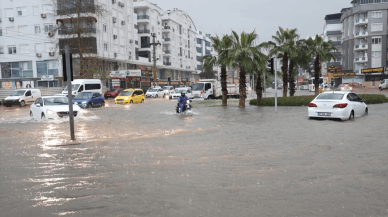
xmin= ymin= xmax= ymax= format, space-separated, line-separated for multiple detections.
xmin=151 ymin=0 xmax=351 ymax=43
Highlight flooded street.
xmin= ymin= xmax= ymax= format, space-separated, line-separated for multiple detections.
xmin=1 ymin=99 xmax=388 ymax=217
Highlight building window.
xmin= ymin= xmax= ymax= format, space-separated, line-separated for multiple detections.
xmin=44 ymin=24 xmax=54 ymax=33
xmin=0 ymin=46 xmax=4 ymax=54
xmin=18 ymin=26 xmax=26 ymax=36
xmin=372 ymin=37 xmax=382 ymax=44
xmin=17 ymin=7 xmax=26 ymax=16
xmin=35 ymin=25 xmax=41 ymax=34
xmin=372 ymin=51 xmax=381 ymax=57
xmin=103 ymin=24 xmax=107 ymax=32
xmin=371 ymin=23 xmax=383 ymax=32
xmin=372 ymin=11 xmax=382 ymax=18
xmin=104 ymin=43 xmax=108 ymax=51
xmin=33 ymin=6 xmax=39 ymax=16
xmin=0 ymin=62 xmax=33 ymax=78
xmin=5 ymin=8 xmax=13 ymax=17
xmin=37 ymin=80 xmax=59 ymax=88
xmin=8 ymin=46 xmax=17 ymax=54
xmin=37 ymin=60 xmax=58 ymax=77
xmin=0 ymin=29 xmax=2 ymax=36
xmin=20 ymin=44 xmax=29 ymax=54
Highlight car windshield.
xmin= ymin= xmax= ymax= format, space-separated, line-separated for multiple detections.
xmin=163 ymin=87 xmax=170 ymax=90
xmin=64 ymin=84 xmax=80 ymax=91
xmin=74 ymin=93 xmax=92 ymax=99
xmin=191 ymin=83 xmax=204 ymax=91
xmin=10 ymin=90 xmax=26 ymax=96
xmin=119 ymin=91 xmax=133 ymax=96
xmin=148 ymin=89 xmax=157 ymax=92
xmin=43 ymin=97 xmax=69 ymax=105
xmin=108 ymin=88 xmax=121 ymax=92
xmin=316 ymin=93 xmax=344 ymax=100
xmin=175 ymin=89 xmax=186 ymax=93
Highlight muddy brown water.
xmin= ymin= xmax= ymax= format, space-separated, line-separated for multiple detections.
xmin=0 ymin=99 xmax=387 ymax=217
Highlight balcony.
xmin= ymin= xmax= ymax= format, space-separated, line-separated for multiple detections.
xmin=164 ymin=62 xmax=171 ymax=66
xmin=163 ymin=38 xmax=171 ymax=43
xmin=138 ymin=29 xmax=150 ymax=34
xmin=162 ymin=26 xmax=171 ymax=32
xmin=355 ymin=44 xmax=368 ymax=51
xmin=326 ymin=30 xmax=341 ymax=35
xmin=137 ymin=15 xmax=149 ymax=20
xmin=355 ymin=18 xmax=368 ymax=26
xmin=163 ymin=50 xmax=171 ymax=56
xmin=355 ymin=31 xmax=368 ymax=38
xmin=134 ymin=24 xmax=138 ymax=29
xmin=135 ymin=40 xmax=138 ymax=45
xmin=332 ymin=41 xmax=341 ymax=46
xmin=355 ymin=57 xmax=368 ymax=63
xmin=58 ymin=27 xmax=96 ymax=35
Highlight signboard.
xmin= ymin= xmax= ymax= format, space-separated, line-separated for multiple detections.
xmin=333 ymin=71 xmax=356 ymax=78
xmin=41 ymin=75 xmax=54 ymax=81
xmin=327 ymin=65 xmax=337 ymax=73
xmin=141 ymin=70 xmax=152 ymax=77
xmin=127 ymin=70 xmax=141 ymax=77
xmin=110 ymin=71 xmax=126 ymax=78
xmin=361 ymin=67 xmax=384 ymax=74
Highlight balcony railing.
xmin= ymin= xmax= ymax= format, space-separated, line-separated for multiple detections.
xmin=355 ymin=18 xmax=368 ymax=25
xmin=332 ymin=41 xmax=341 ymax=46
xmin=137 ymin=15 xmax=149 ymax=20
xmin=164 ymin=62 xmax=171 ymax=66
xmin=58 ymin=27 xmax=96 ymax=35
xmin=355 ymin=31 xmax=368 ymax=37
xmin=163 ymin=38 xmax=171 ymax=42
xmin=138 ymin=29 xmax=150 ymax=34
xmin=355 ymin=57 xmax=368 ymax=62
xmin=164 ymin=50 xmax=171 ymax=54
xmin=163 ymin=26 xmax=171 ymax=30
xmin=355 ymin=44 xmax=368 ymax=50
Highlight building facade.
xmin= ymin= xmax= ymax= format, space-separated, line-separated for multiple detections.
xmin=341 ymin=0 xmax=388 ymax=85
xmin=322 ymin=13 xmax=343 ymax=73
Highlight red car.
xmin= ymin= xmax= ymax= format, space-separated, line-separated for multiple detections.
xmin=104 ymin=88 xmax=123 ymax=99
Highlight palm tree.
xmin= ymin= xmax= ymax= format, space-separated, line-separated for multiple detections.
xmin=288 ymin=40 xmax=309 ymax=96
xmin=301 ymin=35 xmax=337 ymax=95
xmin=203 ymin=35 xmax=232 ymax=106
xmin=253 ymin=46 xmax=273 ymax=105
xmin=225 ymin=30 xmax=261 ymax=108
xmin=269 ymin=27 xmax=299 ymax=97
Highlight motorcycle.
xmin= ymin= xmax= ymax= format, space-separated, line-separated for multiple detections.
xmin=176 ymin=100 xmax=192 ymax=114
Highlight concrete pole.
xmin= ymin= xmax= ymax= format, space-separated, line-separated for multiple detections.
xmin=152 ymin=34 xmax=157 ymax=88
xmin=274 ymin=56 xmax=278 ymax=112
xmin=65 ymin=45 xmax=75 ymax=140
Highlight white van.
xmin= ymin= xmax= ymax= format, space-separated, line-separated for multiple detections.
xmin=62 ymin=79 xmax=102 ymax=97
xmin=4 ymin=89 xmax=42 ymax=107
xmin=379 ymin=79 xmax=388 ymax=91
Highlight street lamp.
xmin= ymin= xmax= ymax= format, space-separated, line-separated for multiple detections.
xmin=149 ymin=33 xmax=161 ymax=87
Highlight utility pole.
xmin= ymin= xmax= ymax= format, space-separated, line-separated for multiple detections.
xmin=65 ymin=45 xmax=75 ymax=140
xmin=149 ymin=33 xmax=161 ymax=87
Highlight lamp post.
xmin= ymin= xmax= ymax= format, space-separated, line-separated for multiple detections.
xmin=149 ymin=33 xmax=161 ymax=87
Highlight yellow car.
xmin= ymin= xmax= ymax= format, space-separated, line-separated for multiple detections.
xmin=115 ymin=89 xmax=145 ymax=104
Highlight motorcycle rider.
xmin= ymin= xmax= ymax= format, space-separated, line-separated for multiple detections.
xmin=177 ymin=92 xmax=189 ymax=113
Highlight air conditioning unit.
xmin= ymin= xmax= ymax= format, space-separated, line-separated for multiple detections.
xmin=112 ymin=0 xmax=116 ymax=3
xmin=9 ymin=17 xmax=14 ymax=22
xmin=121 ymin=20 xmax=125 ymax=25
xmin=49 ymin=52 xmax=55 ymax=56
xmin=129 ymin=39 xmax=133 ymax=43
xmin=36 ymin=53 xmax=42 ymax=57
xmin=118 ymin=2 xmax=124 ymax=7
xmin=48 ymin=32 xmax=54 ymax=37
xmin=41 ymin=14 xmax=46 ymax=18
xmin=113 ymin=35 xmax=117 ymax=39
xmin=113 ymin=17 xmax=117 ymax=23
xmin=114 ymin=53 xmax=117 ymax=57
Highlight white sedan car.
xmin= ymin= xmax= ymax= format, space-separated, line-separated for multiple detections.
xmin=145 ymin=87 xmax=164 ymax=98
xmin=30 ymin=96 xmax=80 ymax=119
xmin=308 ymin=91 xmax=368 ymax=120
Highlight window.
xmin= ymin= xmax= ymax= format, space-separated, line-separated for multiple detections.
xmin=33 ymin=6 xmax=40 ymax=15
xmin=37 ymin=60 xmax=58 ymax=77
xmin=103 ymin=24 xmax=107 ymax=32
xmin=371 ymin=23 xmax=383 ymax=32
xmin=5 ymin=8 xmax=13 ymax=17
xmin=104 ymin=43 xmax=108 ymax=51
xmin=35 ymin=25 xmax=41 ymax=34
xmin=85 ymin=83 xmax=101 ymax=90
xmin=35 ymin=43 xmax=42 ymax=53
xmin=16 ymin=7 xmax=26 ymax=16
xmin=18 ymin=26 xmax=26 ymax=36
xmin=20 ymin=44 xmax=29 ymax=54
xmin=6 ymin=27 xmax=15 ymax=37
xmin=0 ymin=29 xmax=2 ymax=36
xmin=372 ymin=11 xmax=382 ymax=18
xmin=42 ymin=4 xmax=52 ymax=13
xmin=0 ymin=62 xmax=33 ymax=78
xmin=0 ymin=46 xmax=4 ymax=54
xmin=8 ymin=46 xmax=17 ymax=54
xmin=372 ymin=51 xmax=381 ymax=57
xmin=44 ymin=24 xmax=54 ymax=33
xmin=372 ymin=38 xmax=382 ymax=44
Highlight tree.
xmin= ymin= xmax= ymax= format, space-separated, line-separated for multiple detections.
xmin=203 ymin=35 xmax=232 ymax=106
xmin=53 ymin=0 xmax=107 ymax=78
xmin=269 ymin=27 xmax=299 ymax=97
xmin=226 ymin=30 xmax=261 ymax=108
xmin=199 ymin=69 xmax=217 ymax=79
xmin=253 ymin=46 xmax=272 ymax=105
xmin=301 ymin=35 xmax=337 ymax=95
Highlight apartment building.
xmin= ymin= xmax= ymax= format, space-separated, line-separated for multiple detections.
xmin=341 ymin=0 xmax=388 ymax=86
xmin=0 ymin=0 xmax=59 ymax=89
xmin=322 ymin=13 xmax=343 ymax=74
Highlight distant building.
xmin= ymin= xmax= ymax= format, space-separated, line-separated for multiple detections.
xmin=322 ymin=13 xmax=343 ymax=74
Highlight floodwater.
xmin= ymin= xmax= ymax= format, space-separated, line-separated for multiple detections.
xmin=0 ymin=99 xmax=388 ymax=217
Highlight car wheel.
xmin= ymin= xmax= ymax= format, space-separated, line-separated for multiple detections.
xmin=364 ymin=108 xmax=368 ymax=115
xmin=130 ymin=100 xmax=133 ymax=104
xmin=19 ymin=100 xmax=25 ymax=107
xmin=101 ymin=101 xmax=105 ymax=107
xmin=348 ymin=111 xmax=354 ymax=120
xmin=30 ymin=111 xmax=33 ymax=117
xmin=86 ymin=103 xmax=91 ymax=108
xmin=41 ymin=113 xmax=46 ymax=120
xmin=141 ymin=99 xmax=144 ymax=103
xmin=156 ymin=94 xmax=158 ymax=98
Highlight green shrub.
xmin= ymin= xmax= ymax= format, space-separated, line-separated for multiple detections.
xmin=250 ymin=94 xmax=388 ymax=106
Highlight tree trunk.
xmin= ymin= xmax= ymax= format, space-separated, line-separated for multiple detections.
xmin=221 ymin=66 xmax=227 ymax=106
xmin=314 ymin=54 xmax=320 ymax=95
xmin=282 ymin=52 xmax=288 ymax=97
xmin=288 ymin=59 xmax=295 ymax=96
xmin=238 ymin=67 xmax=246 ymax=108
xmin=256 ymin=74 xmax=262 ymax=105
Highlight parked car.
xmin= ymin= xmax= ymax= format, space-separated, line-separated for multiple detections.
xmin=62 ymin=79 xmax=102 ymax=97
xmin=30 ymin=96 xmax=80 ymax=119
xmin=300 ymin=85 xmax=309 ymax=90
xmin=115 ymin=89 xmax=144 ymax=104
xmin=379 ymin=79 xmax=388 ymax=91
xmin=3 ymin=89 xmax=41 ymax=107
xmin=336 ymin=83 xmax=352 ymax=91
xmin=145 ymin=87 xmax=164 ymax=98
xmin=170 ymin=87 xmax=192 ymax=100
xmin=162 ymin=86 xmax=175 ymax=96
xmin=73 ymin=92 xmax=105 ymax=108
xmin=104 ymin=88 xmax=123 ymax=99
xmin=308 ymin=91 xmax=367 ymax=120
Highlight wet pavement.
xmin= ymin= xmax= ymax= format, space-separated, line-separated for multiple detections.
xmin=0 ymin=98 xmax=388 ymax=217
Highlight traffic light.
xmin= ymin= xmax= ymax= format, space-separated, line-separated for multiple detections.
xmin=267 ymin=58 xmax=274 ymax=75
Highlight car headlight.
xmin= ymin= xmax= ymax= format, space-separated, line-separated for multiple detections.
xmin=186 ymin=100 xmax=190 ymax=104
xmin=125 ymin=97 xmax=129 ymax=100
xmin=82 ymin=101 xmax=88 ymax=104
xmin=4 ymin=98 xmax=8 ymax=100
xmin=47 ymin=109 xmax=55 ymax=115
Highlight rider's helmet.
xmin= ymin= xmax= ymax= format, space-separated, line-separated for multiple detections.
xmin=181 ymin=92 xmax=186 ymax=97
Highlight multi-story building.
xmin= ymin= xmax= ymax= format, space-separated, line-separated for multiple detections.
xmin=341 ymin=0 xmax=388 ymax=86
xmin=0 ymin=0 xmax=60 ymax=89
xmin=322 ymin=13 xmax=343 ymax=75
